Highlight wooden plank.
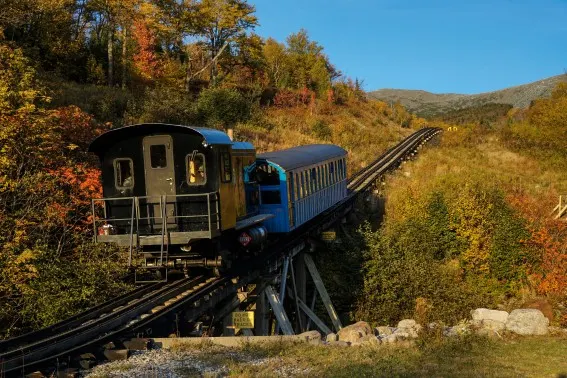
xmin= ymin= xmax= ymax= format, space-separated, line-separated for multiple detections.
xmin=303 ymin=254 xmax=342 ymax=331
xmin=264 ymin=286 xmax=294 ymax=335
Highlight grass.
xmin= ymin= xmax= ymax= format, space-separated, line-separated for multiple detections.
xmin=168 ymin=335 xmax=567 ymax=377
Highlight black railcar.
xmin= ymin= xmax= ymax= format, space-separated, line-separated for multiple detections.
xmin=89 ymin=123 xmax=272 ymax=280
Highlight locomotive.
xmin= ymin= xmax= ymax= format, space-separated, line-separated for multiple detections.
xmin=89 ymin=123 xmax=348 ymax=281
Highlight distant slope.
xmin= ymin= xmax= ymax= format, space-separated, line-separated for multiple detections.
xmin=368 ymin=74 xmax=567 ymax=117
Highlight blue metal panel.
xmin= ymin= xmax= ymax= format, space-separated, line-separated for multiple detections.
xmin=258 ymin=164 xmax=290 ymax=233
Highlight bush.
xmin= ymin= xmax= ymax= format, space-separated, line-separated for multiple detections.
xmin=311 ymin=119 xmax=332 ymax=140
xmin=196 ymin=87 xmax=251 ymax=130
xmin=126 ymin=86 xmax=198 ymax=125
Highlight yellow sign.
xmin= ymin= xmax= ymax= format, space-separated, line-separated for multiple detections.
xmin=232 ymin=311 xmax=254 ymax=329
xmin=321 ymin=231 xmax=336 ymax=241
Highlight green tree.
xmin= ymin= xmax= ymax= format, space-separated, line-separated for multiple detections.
xmin=196 ymin=87 xmax=250 ymax=130
xmin=193 ymin=0 xmax=258 ymax=86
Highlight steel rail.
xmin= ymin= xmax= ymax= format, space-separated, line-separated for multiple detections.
xmin=0 ymin=283 xmax=162 ymax=354
xmin=0 ymin=277 xmax=210 ymax=375
xmin=0 ymin=127 xmax=442 ymax=376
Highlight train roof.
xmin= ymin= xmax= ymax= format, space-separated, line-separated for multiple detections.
xmin=232 ymin=141 xmax=255 ymax=151
xmin=88 ymin=123 xmax=233 ymax=153
xmin=258 ymin=144 xmax=347 ymax=171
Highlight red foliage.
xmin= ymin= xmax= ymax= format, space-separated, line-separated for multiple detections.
xmin=273 ymin=88 xmax=315 ymax=108
xmin=132 ymin=20 xmax=162 ymax=81
xmin=508 ymin=193 xmax=567 ymax=297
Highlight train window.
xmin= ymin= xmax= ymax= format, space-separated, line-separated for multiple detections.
xmin=261 ymin=190 xmax=281 ymax=204
xmin=150 ymin=145 xmax=167 ymax=168
xmin=329 ymin=162 xmax=335 ymax=184
xmin=186 ymin=153 xmax=206 ymax=185
xmin=338 ymin=159 xmax=343 ymax=180
xmin=114 ymin=158 xmax=134 ymax=189
xmin=256 ymin=163 xmax=280 ymax=185
xmin=289 ymin=173 xmax=294 ymax=202
xmin=323 ymin=164 xmax=328 ymax=187
xmin=311 ymin=168 xmax=316 ymax=193
xmin=220 ymin=150 xmax=232 ymax=183
xmin=295 ymin=173 xmax=301 ymax=199
xmin=343 ymin=158 xmax=347 ymax=178
xmin=303 ymin=171 xmax=309 ymax=196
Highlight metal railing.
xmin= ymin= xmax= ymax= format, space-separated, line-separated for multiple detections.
xmin=92 ymin=193 xmax=220 ymax=267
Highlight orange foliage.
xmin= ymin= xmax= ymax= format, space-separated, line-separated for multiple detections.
xmin=508 ymin=193 xmax=567 ymax=297
xmin=132 ymin=20 xmax=162 ymax=81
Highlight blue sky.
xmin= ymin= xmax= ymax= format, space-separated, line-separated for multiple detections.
xmin=249 ymin=0 xmax=567 ymax=94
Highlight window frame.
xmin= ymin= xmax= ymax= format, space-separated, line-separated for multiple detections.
xmin=186 ymin=153 xmax=207 ymax=186
xmin=220 ymin=150 xmax=233 ymax=183
xmin=149 ymin=144 xmax=168 ymax=169
xmin=113 ymin=158 xmax=135 ymax=190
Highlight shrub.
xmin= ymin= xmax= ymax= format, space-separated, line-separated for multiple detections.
xmin=311 ymin=119 xmax=332 ymax=140
xmin=126 ymin=86 xmax=198 ymax=125
xmin=196 ymin=87 xmax=251 ymax=130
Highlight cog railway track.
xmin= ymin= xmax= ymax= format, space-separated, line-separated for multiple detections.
xmin=0 ymin=127 xmax=441 ymax=377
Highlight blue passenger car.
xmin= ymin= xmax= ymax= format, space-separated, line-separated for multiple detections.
xmin=250 ymin=145 xmax=348 ymax=233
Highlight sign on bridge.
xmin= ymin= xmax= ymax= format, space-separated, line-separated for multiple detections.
xmin=232 ymin=311 xmax=254 ymax=329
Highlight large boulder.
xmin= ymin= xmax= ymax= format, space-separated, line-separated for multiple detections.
xmin=506 ymin=309 xmax=549 ymax=335
xmin=337 ymin=321 xmax=372 ymax=344
xmin=471 ymin=308 xmax=509 ymax=323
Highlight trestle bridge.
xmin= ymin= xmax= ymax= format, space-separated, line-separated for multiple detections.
xmin=0 ymin=127 xmax=441 ymax=377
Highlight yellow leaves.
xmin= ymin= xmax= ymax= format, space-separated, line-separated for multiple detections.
xmin=450 ymin=184 xmax=494 ymax=275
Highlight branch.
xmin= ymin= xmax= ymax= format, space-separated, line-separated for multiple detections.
xmin=188 ymin=41 xmax=229 ymax=81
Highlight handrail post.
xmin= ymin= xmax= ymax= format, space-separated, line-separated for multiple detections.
xmin=128 ymin=197 xmax=135 ymax=267
xmin=159 ymin=195 xmax=165 ymax=266
xmin=207 ymin=193 xmax=212 ymax=236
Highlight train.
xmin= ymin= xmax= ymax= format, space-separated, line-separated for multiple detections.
xmin=88 ymin=123 xmax=348 ymax=280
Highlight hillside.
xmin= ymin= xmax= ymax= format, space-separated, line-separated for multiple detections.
xmin=369 ymin=74 xmax=567 ymax=117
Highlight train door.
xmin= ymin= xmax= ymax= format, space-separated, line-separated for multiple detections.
xmin=218 ymin=146 xmax=236 ymax=230
xmin=142 ymin=135 xmax=176 ymax=226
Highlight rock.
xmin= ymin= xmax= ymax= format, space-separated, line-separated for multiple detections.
xmin=444 ymin=322 xmax=472 ymax=337
xmin=299 ymin=330 xmax=321 ymax=341
xmin=397 ymin=319 xmax=417 ymax=329
xmin=337 ymin=321 xmax=372 ymax=343
xmin=382 ymin=334 xmax=398 ymax=344
xmin=325 ymin=332 xmax=338 ymax=342
xmin=480 ymin=319 xmax=506 ymax=332
xmin=352 ymin=334 xmax=381 ymax=346
xmin=396 ymin=319 xmax=422 ymax=338
xmin=393 ymin=331 xmax=410 ymax=339
xmin=523 ymin=299 xmax=554 ymax=322
xmin=374 ymin=326 xmax=394 ymax=337
xmin=299 ymin=330 xmax=321 ymax=344
xmin=506 ymin=309 xmax=549 ymax=335
xmin=471 ymin=308 xmax=509 ymax=323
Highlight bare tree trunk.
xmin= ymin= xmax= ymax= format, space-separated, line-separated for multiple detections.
xmin=107 ymin=26 xmax=114 ymax=87
xmin=121 ymin=26 xmax=127 ymax=89
xmin=185 ymin=46 xmax=193 ymax=93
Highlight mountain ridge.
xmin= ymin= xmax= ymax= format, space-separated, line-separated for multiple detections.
xmin=368 ymin=74 xmax=567 ymax=117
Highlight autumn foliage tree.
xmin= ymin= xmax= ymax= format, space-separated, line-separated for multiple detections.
xmin=0 ymin=42 xmax=129 ymax=337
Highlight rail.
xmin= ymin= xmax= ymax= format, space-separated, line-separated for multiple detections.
xmin=0 ymin=127 xmax=442 ymax=377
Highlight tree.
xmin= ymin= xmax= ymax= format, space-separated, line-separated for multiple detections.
xmin=262 ymin=37 xmax=287 ymax=87
xmin=192 ymin=0 xmax=257 ymax=86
